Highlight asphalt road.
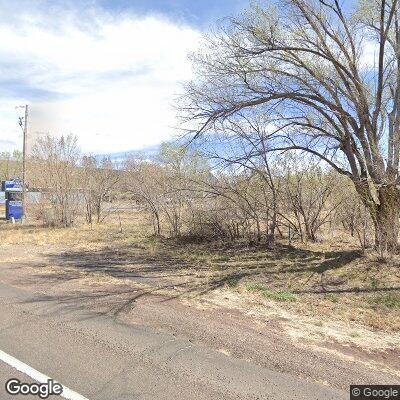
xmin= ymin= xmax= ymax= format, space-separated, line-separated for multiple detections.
xmin=0 ymin=282 xmax=346 ymax=400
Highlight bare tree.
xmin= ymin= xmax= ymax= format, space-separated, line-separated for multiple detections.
xmin=336 ymin=181 xmax=373 ymax=251
xmin=125 ymin=160 xmax=164 ymax=236
xmin=125 ymin=144 xmax=210 ymax=238
xmin=0 ymin=151 xmax=23 ymax=181
xmin=197 ymin=114 xmax=282 ymax=244
xmin=32 ymin=134 xmax=81 ymax=227
xmin=181 ymin=0 xmax=400 ymax=253
xmin=82 ymin=156 xmax=119 ymax=224
xmin=279 ymin=155 xmax=338 ymax=242
xmin=188 ymin=171 xmax=264 ymax=241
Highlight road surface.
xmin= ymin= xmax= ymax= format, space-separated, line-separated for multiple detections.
xmin=0 ymin=281 xmax=346 ymax=399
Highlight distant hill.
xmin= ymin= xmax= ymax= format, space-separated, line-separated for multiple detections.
xmin=94 ymin=144 xmax=161 ymax=164
xmin=94 ymin=136 xmax=235 ymax=166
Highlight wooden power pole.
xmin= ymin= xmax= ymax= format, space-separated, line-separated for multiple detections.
xmin=22 ymin=104 xmax=28 ymax=221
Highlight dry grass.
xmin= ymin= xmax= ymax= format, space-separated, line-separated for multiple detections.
xmin=0 ymin=209 xmax=150 ymax=247
xmin=0 ymin=209 xmax=399 ymax=333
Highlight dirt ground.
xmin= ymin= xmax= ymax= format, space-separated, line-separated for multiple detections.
xmin=0 ymin=212 xmax=399 ymax=390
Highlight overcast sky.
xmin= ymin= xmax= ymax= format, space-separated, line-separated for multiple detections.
xmin=0 ymin=0 xmax=247 ymax=155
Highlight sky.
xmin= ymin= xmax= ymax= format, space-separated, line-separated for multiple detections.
xmin=0 ymin=0 xmax=248 ymax=155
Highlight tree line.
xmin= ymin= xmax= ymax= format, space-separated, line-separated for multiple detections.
xmin=20 ymin=134 xmax=373 ymax=252
xmin=8 ymin=0 xmax=400 ymax=255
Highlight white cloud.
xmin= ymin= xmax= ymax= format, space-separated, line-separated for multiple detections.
xmin=0 ymin=5 xmax=201 ymax=154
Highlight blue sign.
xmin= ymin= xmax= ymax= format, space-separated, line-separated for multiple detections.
xmin=2 ymin=180 xmax=24 ymax=220
xmin=2 ymin=180 xmax=22 ymax=192
xmin=6 ymin=200 xmax=23 ymax=220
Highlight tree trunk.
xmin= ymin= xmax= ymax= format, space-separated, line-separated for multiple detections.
xmin=372 ymin=185 xmax=400 ymax=254
xmin=96 ymin=201 xmax=102 ymax=223
xmin=303 ymin=220 xmax=316 ymax=242
xmin=267 ymin=211 xmax=277 ymax=246
xmin=153 ymin=211 xmax=161 ymax=236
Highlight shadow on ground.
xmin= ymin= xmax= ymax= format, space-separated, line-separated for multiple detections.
xmin=10 ymin=242 xmax=400 ymax=319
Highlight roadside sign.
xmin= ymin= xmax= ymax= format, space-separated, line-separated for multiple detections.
xmin=2 ymin=180 xmax=23 ymax=220
xmin=7 ymin=200 xmax=23 ymax=220
xmin=2 ymin=180 xmax=22 ymax=192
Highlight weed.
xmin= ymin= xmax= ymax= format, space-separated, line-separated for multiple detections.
xmin=245 ymin=283 xmax=297 ymax=302
xmin=325 ymin=293 xmax=339 ymax=303
xmin=245 ymin=283 xmax=265 ymax=292
xmin=370 ymin=278 xmax=378 ymax=290
xmin=368 ymin=292 xmax=400 ymax=310
xmin=226 ymin=276 xmax=241 ymax=288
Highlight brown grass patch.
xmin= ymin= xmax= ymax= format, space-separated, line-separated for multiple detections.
xmin=0 ymin=210 xmax=399 ymax=334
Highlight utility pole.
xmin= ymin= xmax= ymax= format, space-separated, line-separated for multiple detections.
xmin=17 ymin=105 xmax=28 ymax=221
xmin=22 ymin=104 xmax=28 ymax=221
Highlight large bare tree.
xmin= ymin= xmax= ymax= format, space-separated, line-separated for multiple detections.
xmin=181 ymin=0 xmax=400 ymax=252
xmin=32 ymin=134 xmax=81 ymax=227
